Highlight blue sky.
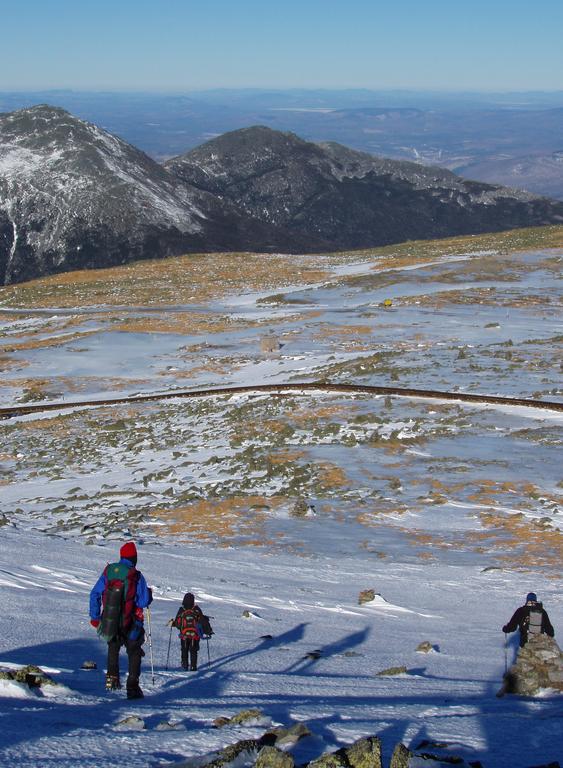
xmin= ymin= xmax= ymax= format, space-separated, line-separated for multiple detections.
xmin=1 ymin=0 xmax=562 ymax=92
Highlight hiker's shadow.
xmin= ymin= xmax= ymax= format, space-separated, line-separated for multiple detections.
xmin=208 ymin=622 xmax=310 ymax=672
xmin=284 ymin=626 xmax=371 ymax=674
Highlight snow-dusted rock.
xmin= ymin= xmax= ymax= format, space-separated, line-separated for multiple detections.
xmin=502 ymin=635 xmax=563 ymax=696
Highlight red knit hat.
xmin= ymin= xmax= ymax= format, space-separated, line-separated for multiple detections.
xmin=120 ymin=541 xmax=137 ymax=560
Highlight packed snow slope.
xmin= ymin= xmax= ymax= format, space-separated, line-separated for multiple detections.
xmin=0 ymin=228 xmax=562 ymax=767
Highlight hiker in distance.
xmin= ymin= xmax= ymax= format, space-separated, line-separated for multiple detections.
xmin=502 ymin=592 xmax=555 ymax=647
xmin=89 ymin=541 xmax=153 ymax=699
xmin=170 ymin=592 xmax=212 ymax=671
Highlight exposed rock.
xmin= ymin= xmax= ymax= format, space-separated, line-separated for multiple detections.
xmin=155 ymin=720 xmax=181 ymax=730
xmin=376 ymin=666 xmax=408 ymax=676
xmin=308 ymin=752 xmax=348 ymax=768
xmin=416 ymin=641 xmax=437 ymax=653
xmin=80 ymin=660 xmax=97 ymax=670
xmin=214 ymin=709 xmax=267 ymax=728
xmin=213 ymin=717 xmax=232 ymax=729
xmin=344 ymin=735 xmax=382 ymax=768
xmin=230 ymin=708 xmax=266 ymax=726
xmin=390 ymin=743 xmax=413 ymax=768
xmin=256 ymin=746 xmax=295 ymax=768
xmin=10 ymin=664 xmax=57 ymax=688
xmin=358 ymin=589 xmax=376 ymax=605
xmin=290 ymin=499 xmax=309 ymax=518
xmin=500 ymin=634 xmax=563 ymax=696
xmin=304 ymin=650 xmax=322 ymax=660
xmin=205 ymin=739 xmax=260 ymax=768
xmin=267 ymin=721 xmax=311 ymax=747
xmin=260 ymin=336 xmax=282 ymax=353
xmin=114 ymin=714 xmax=145 ymax=730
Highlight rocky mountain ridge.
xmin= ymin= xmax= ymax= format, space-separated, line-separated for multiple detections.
xmin=1 ymin=106 xmax=563 ymax=285
xmin=167 ymin=125 xmax=563 ymax=252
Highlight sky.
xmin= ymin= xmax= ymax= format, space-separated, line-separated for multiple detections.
xmin=1 ymin=0 xmax=563 ymax=92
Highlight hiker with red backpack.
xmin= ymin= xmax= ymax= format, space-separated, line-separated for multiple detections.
xmin=170 ymin=592 xmax=213 ymax=671
xmin=502 ymin=592 xmax=555 ymax=647
xmin=89 ymin=541 xmax=153 ymax=699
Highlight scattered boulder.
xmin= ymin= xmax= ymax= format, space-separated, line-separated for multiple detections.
xmin=256 ymin=746 xmax=295 ymax=768
xmin=214 ymin=709 xmax=268 ymax=728
xmin=416 ymin=641 xmax=438 ymax=654
xmin=500 ymin=635 xmax=563 ymax=696
xmin=304 ymin=650 xmax=322 ymax=660
xmin=309 ymin=736 xmax=383 ymax=768
xmin=390 ymin=743 xmax=413 ymax=768
xmin=9 ymin=665 xmax=57 ymax=688
xmin=213 ymin=717 xmax=232 ymax=729
xmin=376 ymin=666 xmax=408 ymax=676
xmin=344 ymin=735 xmax=382 ymax=768
xmin=267 ymin=721 xmax=311 ymax=747
xmin=230 ymin=708 xmax=266 ymax=726
xmin=260 ymin=336 xmax=282 ymax=354
xmin=206 ymin=739 xmax=261 ymax=768
xmin=308 ymin=752 xmax=348 ymax=768
xmin=242 ymin=610 xmax=260 ymax=619
xmin=114 ymin=714 xmax=145 ymax=731
xmin=156 ymin=720 xmax=181 ymax=730
xmin=80 ymin=660 xmax=97 ymax=670
xmin=291 ymin=499 xmax=309 ymax=518
xmin=358 ymin=589 xmax=376 ymax=605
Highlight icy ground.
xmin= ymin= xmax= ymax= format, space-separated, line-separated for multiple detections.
xmin=0 ymin=242 xmax=562 ymax=766
xmin=0 ymin=527 xmax=562 ymax=768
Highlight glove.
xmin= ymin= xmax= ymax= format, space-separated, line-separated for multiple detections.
xmin=90 ymin=619 xmax=100 ymax=629
xmin=502 ymin=625 xmax=508 ymax=633
xmin=166 ymin=619 xmax=174 ymax=627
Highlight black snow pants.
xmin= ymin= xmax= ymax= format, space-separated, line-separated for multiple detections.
xmin=107 ymin=629 xmax=145 ymax=685
xmin=181 ymin=637 xmax=199 ymax=670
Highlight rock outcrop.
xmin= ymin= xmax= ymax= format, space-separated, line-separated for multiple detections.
xmin=501 ymin=634 xmax=563 ymax=696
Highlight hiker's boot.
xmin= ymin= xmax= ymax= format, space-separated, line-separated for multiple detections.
xmin=190 ymin=664 xmax=197 ymax=671
xmin=105 ymin=674 xmax=121 ymax=691
xmin=126 ymin=679 xmax=144 ymax=700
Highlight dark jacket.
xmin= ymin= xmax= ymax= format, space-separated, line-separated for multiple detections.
xmin=503 ymin=601 xmax=554 ymax=647
xmin=173 ymin=592 xmax=204 ymax=640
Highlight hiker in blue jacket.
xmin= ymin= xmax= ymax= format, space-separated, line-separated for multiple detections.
xmin=89 ymin=541 xmax=152 ymax=698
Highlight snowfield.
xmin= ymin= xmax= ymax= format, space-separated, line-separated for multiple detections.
xmin=0 ymin=528 xmax=562 ymax=768
xmin=0 ymin=238 xmax=562 ymax=767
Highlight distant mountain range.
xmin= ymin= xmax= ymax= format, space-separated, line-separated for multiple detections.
xmin=1 ymin=105 xmax=563 ymax=285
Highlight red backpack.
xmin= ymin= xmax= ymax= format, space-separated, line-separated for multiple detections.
xmin=178 ymin=608 xmax=201 ymax=640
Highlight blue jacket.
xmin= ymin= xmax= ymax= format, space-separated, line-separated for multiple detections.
xmin=89 ymin=557 xmax=152 ymax=621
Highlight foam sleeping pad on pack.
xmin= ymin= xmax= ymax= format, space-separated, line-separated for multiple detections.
xmin=98 ymin=584 xmax=123 ymax=642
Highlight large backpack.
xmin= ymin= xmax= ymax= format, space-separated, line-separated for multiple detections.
xmin=199 ymin=613 xmax=214 ymax=638
xmin=178 ymin=608 xmax=201 ymax=640
xmin=98 ymin=562 xmax=139 ymax=642
xmin=526 ymin=604 xmax=543 ymax=637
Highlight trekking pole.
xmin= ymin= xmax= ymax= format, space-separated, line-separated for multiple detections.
xmin=146 ymin=607 xmax=155 ymax=685
xmin=206 ymin=636 xmax=211 ymax=667
xmin=165 ymin=623 xmax=173 ymax=671
xmin=504 ymin=632 xmax=508 ymax=675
